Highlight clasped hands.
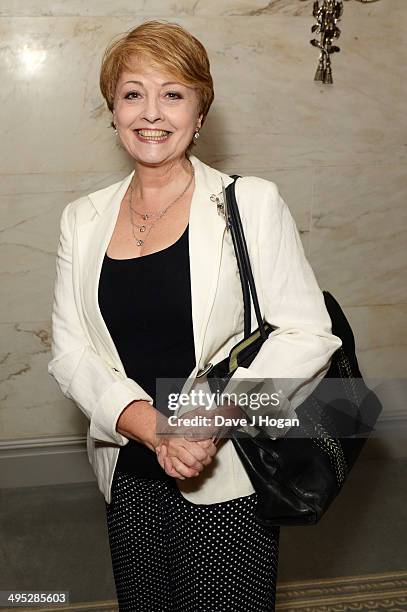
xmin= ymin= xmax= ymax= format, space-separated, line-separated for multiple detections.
xmin=154 ymin=402 xmax=246 ymax=480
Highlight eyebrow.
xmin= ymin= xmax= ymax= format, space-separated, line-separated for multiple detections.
xmin=122 ymin=80 xmax=182 ymax=87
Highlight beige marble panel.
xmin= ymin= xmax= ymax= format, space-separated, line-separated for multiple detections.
xmin=0 ymin=321 xmax=88 ymax=440
xmin=0 ymin=172 xmax=116 ymax=325
xmin=343 ymin=303 xmax=407 ymax=380
xmin=1 ymin=9 xmax=405 ymax=174
xmin=0 ymin=171 xmax=126 ymax=198
xmin=309 ymin=164 xmax=407 ymax=306
xmin=0 ymin=1 xmax=312 ymax=18
xmin=0 ymin=173 xmax=128 ymax=323
xmin=0 ymin=0 xmax=402 ymax=18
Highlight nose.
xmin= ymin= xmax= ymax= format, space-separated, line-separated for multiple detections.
xmin=141 ymin=94 xmax=164 ymax=123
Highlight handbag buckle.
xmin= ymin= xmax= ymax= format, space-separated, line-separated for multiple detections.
xmin=196 ymin=362 xmax=214 ymax=378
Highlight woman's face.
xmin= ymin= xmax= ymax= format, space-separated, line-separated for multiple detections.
xmin=112 ymin=60 xmax=203 ymax=166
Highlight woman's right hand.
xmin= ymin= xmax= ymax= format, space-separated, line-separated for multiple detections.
xmin=155 ymin=437 xmax=217 ymax=480
xmin=115 ymin=400 xmax=217 ymax=479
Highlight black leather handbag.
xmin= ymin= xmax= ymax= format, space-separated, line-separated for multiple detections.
xmin=206 ymin=175 xmax=383 ymax=528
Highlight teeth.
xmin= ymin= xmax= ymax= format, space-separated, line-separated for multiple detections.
xmin=137 ymin=129 xmax=170 ymax=137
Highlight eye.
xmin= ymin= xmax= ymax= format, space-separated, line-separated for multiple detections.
xmin=124 ymin=91 xmax=140 ymax=100
xmin=165 ymin=92 xmax=182 ymax=99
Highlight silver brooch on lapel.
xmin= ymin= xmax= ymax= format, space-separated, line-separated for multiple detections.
xmin=210 ymin=178 xmax=231 ymax=231
xmin=210 ymin=192 xmax=224 ymax=216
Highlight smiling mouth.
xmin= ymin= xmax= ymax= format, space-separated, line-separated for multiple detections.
xmin=134 ymin=129 xmax=172 ymax=139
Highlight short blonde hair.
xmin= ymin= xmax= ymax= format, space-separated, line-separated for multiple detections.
xmin=99 ymin=20 xmax=214 ymax=154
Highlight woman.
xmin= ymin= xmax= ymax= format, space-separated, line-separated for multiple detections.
xmin=48 ymin=20 xmax=342 ymax=611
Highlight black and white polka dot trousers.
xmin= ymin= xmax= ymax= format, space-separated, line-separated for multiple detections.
xmin=105 ymin=470 xmax=280 ymax=612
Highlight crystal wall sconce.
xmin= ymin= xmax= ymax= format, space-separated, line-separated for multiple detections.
xmin=310 ymin=0 xmax=381 ymax=84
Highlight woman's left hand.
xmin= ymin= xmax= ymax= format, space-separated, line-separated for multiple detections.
xmin=155 ymin=437 xmax=218 ymax=479
xmin=155 ymin=402 xmax=247 ymax=478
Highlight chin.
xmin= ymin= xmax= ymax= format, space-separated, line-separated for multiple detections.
xmin=133 ymin=148 xmax=187 ymax=162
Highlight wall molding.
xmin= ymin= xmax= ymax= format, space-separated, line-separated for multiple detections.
xmin=0 ymin=411 xmax=406 ymax=489
xmin=0 ymin=434 xmax=86 ymax=451
xmin=6 ymin=571 xmax=407 ymax=612
xmin=0 ymin=435 xmax=94 ymax=488
xmin=275 ymin=570 xmax=407 ymax=611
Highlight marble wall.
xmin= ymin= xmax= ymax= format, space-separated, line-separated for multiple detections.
xmin=0 ymin=1 xmax=406 ymax=447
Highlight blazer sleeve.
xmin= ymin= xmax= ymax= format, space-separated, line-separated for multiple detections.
xmin=47 ymin=201 xmax=154 ymax=446
xmin=223 ymin=179 xmax=342 ymax=423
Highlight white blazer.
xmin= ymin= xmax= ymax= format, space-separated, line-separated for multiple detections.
xmin=48 ymin=153 xmax=342 ymax=505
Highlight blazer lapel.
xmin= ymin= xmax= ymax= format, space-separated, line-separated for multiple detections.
xmin=76 ymin=172 xmax=134 ymax=370
xmin=76 ymin=154 xmax=235 ymax=377
xmin=187 ymin=155 xmax=234 ymax=369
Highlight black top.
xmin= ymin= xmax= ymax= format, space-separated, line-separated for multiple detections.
xmin=98 ymin=225 xmax=196 ymax=479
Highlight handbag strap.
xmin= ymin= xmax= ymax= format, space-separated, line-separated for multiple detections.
xmin=225 ymin=176 xmax=268 ymax=341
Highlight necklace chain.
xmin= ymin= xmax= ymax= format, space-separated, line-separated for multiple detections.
xmin=128 ymin=161 xmax=195 ymax=247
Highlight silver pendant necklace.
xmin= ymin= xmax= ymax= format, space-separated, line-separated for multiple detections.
xmin=128 ymin=161 xmax=194 ymax=247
